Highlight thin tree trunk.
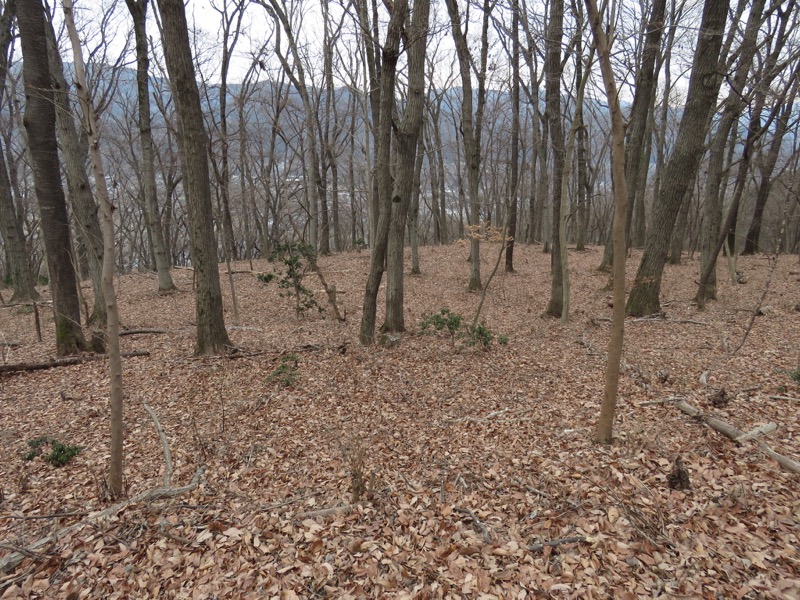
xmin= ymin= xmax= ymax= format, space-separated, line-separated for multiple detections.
xmin=63 ymin=0 xmax=124 ymax=498
xmin=125 ymin=0 xmax=175 ymax=293
xmin=505 ymin=2 xmax=520 ymax=272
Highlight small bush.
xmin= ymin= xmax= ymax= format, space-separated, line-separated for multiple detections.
xmin=25 ymin=436 xmax=82 ymax=467
xmin=268 ymin=354 xmax=299 ymax=387
xmin=258 ymin=242 xmax=323 ymax=318
xmin=420 ymin=308 xmax=463 ymax=345
xmin=790 ymin=368 xmax=800 ymax=383
xmin=466 ymin=324 xmax=494 ymax=348
xmin=498 ymin=333 xmax=509 ymax=345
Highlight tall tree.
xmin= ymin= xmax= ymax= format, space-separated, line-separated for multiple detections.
xmin=625 ymin=0 xmax=728 ymax=317
xmin=63 ymin=0 xmax=125 ymax=498
xmin=44 ymin=12 xmax=106 ymax=325
xmin=0 ymin=0 xmax=37 ymax=301
xmin=124 ymin=0 xmax=176 ymax=293
xmin=444 ymin=0 xmax=493 ymax=291
xmin=382 ymin=0 xmax=431 ymax=332
xmin=505 ymin=0 xmax=520 ymax=272
xmin=544 ymin=0 xmax=566 ymax=316
xmin=17 ymin=0 xmax=86 ymax=355
xmin=156 ymin=0 xmax=232 ymax=354
xmin=585 ymin=0 xmax=627 ymax=444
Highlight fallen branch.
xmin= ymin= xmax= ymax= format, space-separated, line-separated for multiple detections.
xmin=0 ymin=511 xmax=89 ymax=521
xmin=0 ymin=351 xmax=149 ymax=374
xmin=143 ymin=402 xmax=173 ymax=487
xmin=0 ymin=465 xmax=205 ymax=574
xmin=529 ymin=536 xmax=587 ymax=553
xmin=674 ymin=400 xmax=799 ymax=474
xmin=119 ymin=328 xmax=167 ymax=336
xmin=453 ymin=506 xmax=492 ymax=543
xmin=769 ymin=395 xmax=800 ymax=403
xmin=297 ymin=504 xmax=354 ymax=519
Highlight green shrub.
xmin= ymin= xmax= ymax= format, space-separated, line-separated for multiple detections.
xmin=466 ymin=324 xmax=494 ymax=348
xmin=498 ymin=333 xmax=509 ymax=345
xmin=420 ymin=308 xmax=464 ymax=345
xmin=790 ymin=368 xmax=800 ymax=383
xmin=25 ymin=436 xmax=82 ymax=467
xmin=258 ymin=242 xmax=323 ymax=317
xmin=268 ymin=354 xmax=299 ymax=387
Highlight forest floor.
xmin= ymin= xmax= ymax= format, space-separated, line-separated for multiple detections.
xmin=0 ymin=243 xmax=798 ymax=599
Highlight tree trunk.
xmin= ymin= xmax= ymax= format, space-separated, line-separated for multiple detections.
xmin=125 ymin=0 xmax=175 ymax=293
xmin=0 ymin=0 xmax=37 ymax=302
xmin=505 ymin=2 xmax=520 ymax=272
xmin=585 ymin=0 xmax=628 ymax=445
xmin=156 ymin=0 xmax=231 ymax=354
xmin=626 ymin=0 xmax=728 ymax=317
xmin=382 ymin=0 xmax=430 ymax=333
xmin=43 ymin=14 xmax=105 ymax=326
xmin=544 ymin=0 xmax=565 ymax=316
xmin=63 ymin=0 xmax=125 ymax=498
xmin=444 ymin=0 xmax=492 ymax=292
xmin=409 ymin=136 xmax=424 ymax=275
xmin=17 ymin=0 xmax=87 ymax=355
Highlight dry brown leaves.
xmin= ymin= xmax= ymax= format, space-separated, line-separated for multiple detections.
xmin=1 ymin=245 xmax=798 ymax=598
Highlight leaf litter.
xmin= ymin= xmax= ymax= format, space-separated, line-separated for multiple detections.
xmin=0 ymin=244 xmax=798 ymax=598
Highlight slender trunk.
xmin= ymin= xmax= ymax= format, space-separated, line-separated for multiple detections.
xmin=63 ymin=0 xmax=124 ymax=498
xmin=125 ymin=0 xmax=175 ymax=292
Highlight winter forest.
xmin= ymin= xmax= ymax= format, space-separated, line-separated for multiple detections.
xmin=0 ymin=0 xmax=799 ymax=597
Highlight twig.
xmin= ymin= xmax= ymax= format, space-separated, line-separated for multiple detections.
xmin=259 ymin=495 xmax=313 ymax=512
xmin=296 ymin=504 xmax=354 ymax=519
xmin=1 ymin=511 xmax=89 ymax=520
xmin=512 ymin=477 xmax=551 ymax=499
xmin=638 ymin=396 xmax=685 ymax=407
xmin=143 ymin=402 xmax=173 ymax=487
xmin=119 ymin=328 xmax=167 ymax=336
xmin=529 ymin=536 xmax=587 ymax=553
xmin=769 ymin=395 xmax=800 ymax=403
xmin=453 ymin=506 xmax=492 ymax=543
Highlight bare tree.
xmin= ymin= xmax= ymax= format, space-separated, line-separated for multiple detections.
xmin=125 ymin=0 xmax=176 ymax=293
xmin=155 ymin=0 xmax=232 ymax=354
xmin=625 ymin=0 xmax=729 ymax=317
xmin=444 ymin=0 xmax=493 ymax=292
xmin=585 ymin=0 xmax=627 ymax=444
xmin=63 ymin=0 xmax=125 ymax=498
xmin=17 ymin=0 xmax=87 ymax=355
xmin=0 ymin=0 xmax=37 ymax=302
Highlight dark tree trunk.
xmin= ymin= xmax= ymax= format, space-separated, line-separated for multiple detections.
xmin=156 ymin=0 xmax=231 ymax=354
xmin=0 ymin=0 xmax=37 ymax=302
xmin=544 ymin=0 xmax=565 ymax=316
xmin=626 ymin=0 xmax=728 ymax=317
xmin=17 ymin=0 xmax=86 ymax=355
xmin=505 ymin=1 xmax=520 ymax=272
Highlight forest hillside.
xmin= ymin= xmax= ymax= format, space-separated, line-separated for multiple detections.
xmin=0 ymin=244 xmax=798 ymax=598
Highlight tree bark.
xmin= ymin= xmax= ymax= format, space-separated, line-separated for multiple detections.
xmin=156 ymin=0 xmax=231 ymax=354
xmin=124 ymin=0 xmax=175 ymax=292
xmin=544 ymin=0 xmax=565 ymax=316
xmin=0 ymin=0 xmax=37 ymax=302
xmin=17 ymin=0 xmax=87 ymax=355
xmin=585 ymin=0 xmax=627 ymax=445
xmin=381 ymin=0 xmax=430 ymax=334
xmin=63 ymin=0 xmax=125 ymax=498
xmin=626 ymin=0 xmax=728 ymax=317
xmin=43 ymin=13 xmax=105 ymax=326
xmin=505 ymin=1 xmax=520 ymax=272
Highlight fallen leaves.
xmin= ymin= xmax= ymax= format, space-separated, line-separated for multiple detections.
xmin=0 ymin=246 xmax=798 ymax=598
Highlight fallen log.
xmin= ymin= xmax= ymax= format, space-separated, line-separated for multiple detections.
xmin=0 ymin=351 xmax=149 ymax=374
xmin=674 ymin=400 xmax=800 ymax=474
